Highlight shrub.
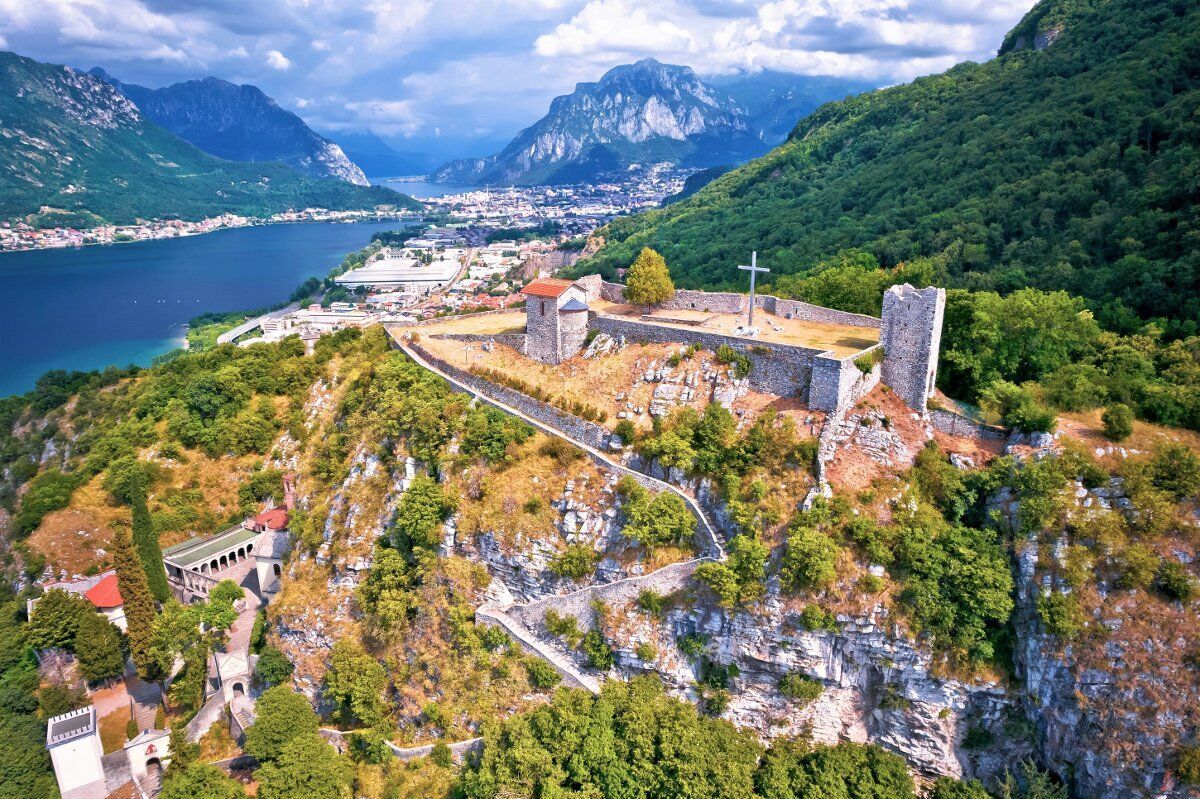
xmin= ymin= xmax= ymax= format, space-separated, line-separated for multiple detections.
xmin=548 ymin=544 xmax=597 ymax=580
xmin=634 ymin=643 xmax=658 ymax=662
xmin=715 ymin=344 xmax=751 ymax=378
xmin=963 ymin=724 xmax=994 ymax=749
xmin=854 ymin=347 xmax=885 ymax=376
xmin=430 ymin=740 xmax=453 ymax=768
xmin=522 ymin=496 xmax=543 ymax=514
xmin=523 ymin=658 xmax=561 ymax=691
xmin=1156 ymin=561 xmax=1196 ymax=603
xmin=799 ymin=603 xmax=840 ymax=632
xmin=676 ymin=633 xmax=708 ymax=658
xmin=695 ymin=562 xmax=741 ymax=608
xmin=1037 ymin=593 xmax=1085 ymax=640
xmin=778 ymin=673 xmax=823 ymax=703
xmin=538 ymin=436 xmax=583 ymax=464
xmin=256 ymin=646 xmax=294 ymax=686
xmin=543 ymin=609 xmax=582 ymax=647
xmin=1178 ymin=745 xmax=1200 ymax=785
xmin=1148 ymin=442 xmax=1200 ymax=500
xmin=979 ymin=380 xmax=1057 ymax=433
xmin=613 ymin=419 xmax=637 ymax=444
xmin=581 ymin=629 xmax=614 ymax=670
xmin=1101 ymin=404 xmax=1134 ymax=441
xmin=859 ymin=574 xmax=885 ymax=594
xmin=637 ymin=589 xmax=665 ymax=617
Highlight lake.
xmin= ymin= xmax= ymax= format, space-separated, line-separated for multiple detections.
xmin=0 ymin=221 xmax=403 ymax=397
xmin=369 ymin=177 xmax=477 ymax=198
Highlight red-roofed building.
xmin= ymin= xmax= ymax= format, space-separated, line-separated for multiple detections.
xmin=522 ymin=278 xmax=589 ymax=364
xmin=30 ymin=570 xmax=126 ymax=632
xmin=249 ymin=508 xmax=290 ymax=532
xmin=83 ymin=573 xmax=122 ymax=610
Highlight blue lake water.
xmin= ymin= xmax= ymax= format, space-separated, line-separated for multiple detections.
xmin=0 ymin=221 xmax=402 ymax=397
xmin=369 ymin=177 xmax=476 ymax=198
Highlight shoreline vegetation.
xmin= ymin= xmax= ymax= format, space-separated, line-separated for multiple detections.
xmin=0 ymin=208 xmax=425 ymax=255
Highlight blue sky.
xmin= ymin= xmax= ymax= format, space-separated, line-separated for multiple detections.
xmin=0 ymin=0 xmax=1037 ymax=156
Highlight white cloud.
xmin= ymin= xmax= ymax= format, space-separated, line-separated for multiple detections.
xmin=265 ymin=49 xmax=292 ymax=71
xmin=0 ymin=0 xmax=1038 ymax=147
xmin=295 ymin=97 xmax=313 ymax=108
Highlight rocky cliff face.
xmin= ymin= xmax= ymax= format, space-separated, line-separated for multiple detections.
xmin=432 ymin=59 xmax=765 ymax=185
xmin=93 ymin=71 xmax=369 ymax=185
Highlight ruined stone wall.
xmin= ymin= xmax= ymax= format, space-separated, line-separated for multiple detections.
xmin=929 ymin=408 xmax=1007 ymax=440
xmin=590 ymin=314 xmax=822 ymax=399
xmin=809 ymin=346 xmax=882 ymax=415
xmin=597 ymin=280 xmax=881 ymax=329
xmin=881 ymin=284 xmax=945 ymax=413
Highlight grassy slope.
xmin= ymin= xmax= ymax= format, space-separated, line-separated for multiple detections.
xmin=580 ymin=0 xmax=1200 ymax=321
xmin=0 ymin=51 xmax=419 ymax=225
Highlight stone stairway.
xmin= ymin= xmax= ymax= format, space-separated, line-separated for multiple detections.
xmin=475 ymin=605 xmax=601 ymax=694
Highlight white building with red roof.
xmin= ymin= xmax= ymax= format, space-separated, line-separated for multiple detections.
xmin=521 ymin=277 xmax=590 ymax=364
xmin=30 ymin=570 xmax=126 ymax=632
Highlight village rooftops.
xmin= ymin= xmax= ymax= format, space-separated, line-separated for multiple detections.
xmin=47 ymin=706 xmax=96 ymax=745
xmin=83 ymin=573 xmax=122 ymax=609
xmin=163 ymin=525 xmax=260 ymax=569
xmin=521 ymin=278 xmax=577 ymax=298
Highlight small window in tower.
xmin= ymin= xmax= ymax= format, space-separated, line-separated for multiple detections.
xmin=541 ymin=300 xmax=546 ymax=315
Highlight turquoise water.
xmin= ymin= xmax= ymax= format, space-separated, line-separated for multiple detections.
xmin=368 ymin=177 xmax=476 ymax=198
xmin=0 ymin=221 xmax=401 ymax=397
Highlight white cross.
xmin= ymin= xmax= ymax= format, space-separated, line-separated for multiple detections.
xmin=738 ymin=251 xmax=770 ymax=330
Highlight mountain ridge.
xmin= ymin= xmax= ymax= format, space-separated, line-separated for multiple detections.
xmin=433 ymin=59 xmax=867 ymax=185
xmin=0 ymin=51 xmax=414 ymax=226
xmin=90 ymin=69 xmax=369 ymax=185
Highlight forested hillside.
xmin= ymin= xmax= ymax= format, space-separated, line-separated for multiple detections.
xmin=581 ymin=0 xmax=1199 ymax=327
xmin=0 ymin=52 xmax=414 ymax=226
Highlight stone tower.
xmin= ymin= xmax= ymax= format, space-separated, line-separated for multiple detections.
xmin=521 ymin=278 xmax=590 ymax=364
xmin=880 ymin=284 xmax=945 ymax=413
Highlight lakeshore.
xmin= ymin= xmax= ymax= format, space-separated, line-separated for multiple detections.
xmin=0 ymin=220 xmax=401 ymax=397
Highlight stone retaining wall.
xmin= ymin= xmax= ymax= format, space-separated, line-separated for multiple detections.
xmin=428 ymin=332 xmax=528 ymax=352
xmin=507 ymin=559 xmax=705 ymax=633
xmin=930 ymin=408 xmax=1007 ymax=440
xmin=590 ymin=314 xmax=823 ymax=400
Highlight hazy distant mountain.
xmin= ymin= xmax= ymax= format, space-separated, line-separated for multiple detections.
xmin=0 ymin=51 xmax=411 ymax=226
xmin=432 ymin=59 xmax=765 ymax=185
xmin=712 ymin=71 xmax=877 ymax=144
xmin=91 ymin=68 xmax=369 ymax=185
xmin=329 ymin=130 xmax=435 ymax=177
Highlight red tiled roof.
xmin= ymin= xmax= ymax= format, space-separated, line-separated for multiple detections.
xmin=84 ymin=574 xmax=123 ymax=609
xmin=520 ymin=278 xmax=576 ymax=298
xmin=254 ymin=508 xmax=290 ymax=531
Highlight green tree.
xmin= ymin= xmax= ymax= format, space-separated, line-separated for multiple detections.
xmin=74 ymin=611 xmax=125 ymax=683
xmin=27 ymin=589 xmax=92 ymax=651
xmin=620 ymin=490 xmax=696 ymax=550
xmin=324 ymin=640 xmax=388 ymax=728
xmin=391 ymin=475 xmax=454 ymax=559
xmin=160 ymin=763 xmax=246 ymax=799
xmin=256 ymin=646 xmax=295 ymax=686
xmin=255 ymin=732 xmax=353 ymax=799
xmin=695 ymin=562 xmax=741 ymax=608
xmin=131 ymin=488 xmax=171 ymax=603
xmin=780 ymin=527 xmax=840 ymax=592
xmin=929 ymin=777 xmax=992 ymax=799
xmin=1147 ymin=442 xmax=1200 ymax=500
xmin=756 ymin=740 xmax=914 ymax=799
xmin=243 ymin=686 xmax=320 ymax=763
xmin=113 ymin=524 xmax=160 ymax=679
xmin=1101 ymin=404 xmax=1134 ymax=442
xmin=624 ymin=247 xmax=675 ymax=310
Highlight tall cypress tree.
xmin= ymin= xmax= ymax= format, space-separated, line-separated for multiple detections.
xmin=132 ymin=488 xmax=171 ymax=603
xmin=112 ymin=525 xmax=159 ymax=679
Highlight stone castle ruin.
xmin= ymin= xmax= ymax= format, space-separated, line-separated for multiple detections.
xmin=516 ymin=274 xmax=946 ymax=416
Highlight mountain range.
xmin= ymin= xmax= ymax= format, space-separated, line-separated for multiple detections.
xmin=0 ymin=51 xmax=413 ymax=227
xmin=432 ymin=60 xmax=869 ymax=185
xmin=580 ymin=0 xmax=1200 ymax=325
xmin=90 ymin=69 xmax=368 ymax=185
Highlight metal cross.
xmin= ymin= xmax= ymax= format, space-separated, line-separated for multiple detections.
xmin=738 ymin=251 xmax=770 ymax=330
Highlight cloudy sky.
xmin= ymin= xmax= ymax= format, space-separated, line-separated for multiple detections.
xmin=0 ymin=0 xmax=1037 ymax=157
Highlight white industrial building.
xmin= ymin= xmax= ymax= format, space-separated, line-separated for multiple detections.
xmin=334 ymin=250 xmax=461 ymax=291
